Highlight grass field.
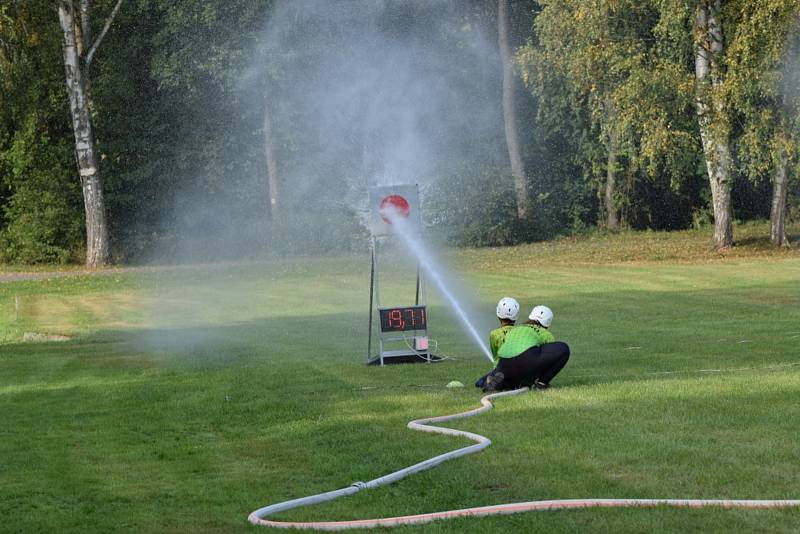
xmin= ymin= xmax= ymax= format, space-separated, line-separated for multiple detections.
xmin=1 ymin=222 xmax=800 ymax=532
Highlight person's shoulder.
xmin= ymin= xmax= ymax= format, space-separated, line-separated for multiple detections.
xmin=531 ymin=324 xmax=551 ymax=336
xmin=500 ymin=325 xmax=523 ymax=340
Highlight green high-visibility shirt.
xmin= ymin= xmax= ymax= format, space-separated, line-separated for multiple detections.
xmin=489 ymin=325 xmax=515 ymax=365
xmin=497 ymin=324 xmax=555 ymax=359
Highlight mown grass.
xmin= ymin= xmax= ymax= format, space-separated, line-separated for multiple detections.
xmin=1 ymin=222 xmax=799 ymax=532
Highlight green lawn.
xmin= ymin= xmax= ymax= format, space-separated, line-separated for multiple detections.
xmin=1 ymin=223 xmax=800 ymax=532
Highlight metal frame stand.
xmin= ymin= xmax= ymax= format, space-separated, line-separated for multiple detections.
xmin=366 ymin=234 xmax=435 ymax=365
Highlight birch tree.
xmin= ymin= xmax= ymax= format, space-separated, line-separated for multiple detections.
xmin=727 ymin=0 xmax=800 ymax=247
xmin=604 ymin=115 xmax=620 ymax=230
xmin=520 ymin=0 xmax=686 ymax=231
xmin=57 ymin=0 xmax=122 ymax=267
xmin=694 ymin=0 xmax=734 ymax=250
xmin=498 ymin=0 xmax=528 ymax=219
xmin=771 ymin=28 xmax=800 ymax=246
xmin=770 ymin=123 xmax=792 ymax=246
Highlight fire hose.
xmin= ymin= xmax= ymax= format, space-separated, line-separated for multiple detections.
xmin=248 ymin=388 xmax=800 ymax=530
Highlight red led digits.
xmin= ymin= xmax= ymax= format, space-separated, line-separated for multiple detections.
xmin=379 ymin=306 xmax=427 ymax=332
xmin=390 ymin=309 xmax=405 ymax=329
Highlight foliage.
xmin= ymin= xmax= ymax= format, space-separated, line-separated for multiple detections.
xmin=0 ymin=115 xmax=83 ymax=264
xmin=519 ymin=0 xmax=704 ymax=231
xmin=425 ymin=167 xmax=529 ymax=247
xmin=1 ymin=1 xmax=800 ymax=264
xmin=725 ymin=0 xmax=800 ymax=179
xmin=0 ymin=1 xmax=83 ymax=263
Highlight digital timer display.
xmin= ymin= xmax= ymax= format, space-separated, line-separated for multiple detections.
xmin=379 ymin=306 xmax=427 ymax=332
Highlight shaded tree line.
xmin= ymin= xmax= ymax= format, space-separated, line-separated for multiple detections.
xmin=0 ymin=0 xmax=798 ymax=265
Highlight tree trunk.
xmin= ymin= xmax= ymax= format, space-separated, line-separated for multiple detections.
xmin=79 ymin=0 xmax=92 ymax=50
xmin=695 ymin=0 xmax=733 ymax=250
xmin=605 ymin=125 xmax=619 ymax=231
xmin=621 ymin=167 xmax=635 ymax=228
xmin=498 ymin=0 xmax=527 ymax=219
xmin=770 ymin=130 xmax=790 ymax=247
xmin=58 ymin=1 xmax=110 ymax=267
xmin=264 ymin=93 xmax=279 ymax=221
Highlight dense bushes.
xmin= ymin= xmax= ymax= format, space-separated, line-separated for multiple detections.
xmin=0 ymin=1 xmax=798 ymax=264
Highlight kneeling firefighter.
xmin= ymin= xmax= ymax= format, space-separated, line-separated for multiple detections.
xmin=483 ymin=305 xmax=570 ymax=391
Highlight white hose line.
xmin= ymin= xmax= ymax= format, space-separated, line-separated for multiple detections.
xmin=248 ymin=388 xmax=526 ymax=527
xmin=251 ymin=498 xmax=800 ymax=530
xmin=248 ymin=388 xmax=800 ymax=530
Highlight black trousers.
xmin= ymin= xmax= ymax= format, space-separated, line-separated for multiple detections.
xmin=494 ymin=341 xmax=570 ymax=390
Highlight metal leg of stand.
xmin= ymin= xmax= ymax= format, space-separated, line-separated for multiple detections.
xmin=367 ymin=243 xmax=375 ymax=364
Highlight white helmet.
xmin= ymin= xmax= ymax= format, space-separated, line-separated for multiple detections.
xmin=496 ymin=297 xmax=520 ymax=321
xmin=529 ymin=305 xmax=553 ymax=327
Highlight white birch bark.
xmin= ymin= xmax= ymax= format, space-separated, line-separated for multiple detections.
xmin=79 ymin=0 xmax=92 ymax=50
xmin=604 ymin=100 xmax=620 ymax=230
xmin=498 ymin=0 xmax=527 ymax=219
xmin=695 ymin=0 xmax=733 ymax=249
xmin=57 ymin=0 xmax=121 ymax=267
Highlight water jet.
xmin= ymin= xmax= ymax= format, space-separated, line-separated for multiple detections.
xmin=366 ymin=184 xmax=493 ymax=365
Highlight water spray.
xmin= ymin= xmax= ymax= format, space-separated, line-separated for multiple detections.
xmin=366 ymin=184 xmax=493 ymax=364
xmin=388 ymin=212 xmax=494 ymax=363
xmin=366 ymin=185 xmax=434 ymax=365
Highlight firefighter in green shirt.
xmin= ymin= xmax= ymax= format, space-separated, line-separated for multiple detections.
xmin=484 ymin=305 xmax=570 ymax=392
xmin=475 ymin=297 xmax=519 ymax=389
xmin=490 ymin=297 xmax=519 ymax=363
xmin=496 ymin=309 xmax=555 ymax=358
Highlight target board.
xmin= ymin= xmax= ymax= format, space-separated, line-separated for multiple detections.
xmin=366 ymin=184 xmax=434 ymax=365
xmin=368 ymin=185 xmax=421 ymax=237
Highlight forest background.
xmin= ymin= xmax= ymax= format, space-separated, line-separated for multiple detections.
xmin=1 ymin=0 xmax=799 ymax=266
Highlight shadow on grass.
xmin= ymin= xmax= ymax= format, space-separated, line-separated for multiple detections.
xmin=734 ymin=232 xmax=799 ymax=248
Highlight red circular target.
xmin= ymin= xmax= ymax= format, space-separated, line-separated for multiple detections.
xmin=379 ymin=195 xmax=410 ymax=224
